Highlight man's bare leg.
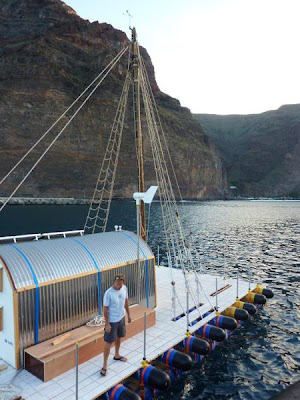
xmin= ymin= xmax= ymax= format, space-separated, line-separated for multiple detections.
xmin=115 ymin=337 xmax=121 ymax=358
xmin=102 ymin=341 xmax=112 ymax=371
xmin=114 ymin=337 xmax=127 ymax=361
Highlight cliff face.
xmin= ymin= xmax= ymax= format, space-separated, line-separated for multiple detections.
xmin=195 ymin=105 xmax=300 ymax=198
xmin=0 ymin=0 xmax=228 ymax=200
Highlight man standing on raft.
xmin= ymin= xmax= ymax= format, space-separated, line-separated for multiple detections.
xmin=101 ymin=274 xmax=131 ymax=376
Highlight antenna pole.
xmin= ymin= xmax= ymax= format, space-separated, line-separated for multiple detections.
xmin=131 ymin=27 xmax=146 ymax=241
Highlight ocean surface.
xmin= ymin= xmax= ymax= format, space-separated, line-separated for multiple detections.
xmin=1 ymin=200 xmax=300 ymax=400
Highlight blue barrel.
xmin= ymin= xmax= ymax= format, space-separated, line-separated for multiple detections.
xmin=209 ymin=315 xmax=238 ymax=331
xmin=140 ymin=365 xmax=170 ymax=391
xmin=196 ymin=324 xmax=226 ymax=342
xmin=162 ymin=349 xmax=193 ymax=371
xmin=108 ymin=384 xmax=141 ymax=400
xmin=183 ymin=336 xmax=210 ymax=355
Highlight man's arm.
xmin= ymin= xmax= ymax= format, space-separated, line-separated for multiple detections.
xmin=125 ymin=298 xmax=131 ymax=323
xmin=103 ymin=306 xmax=111 ymax=333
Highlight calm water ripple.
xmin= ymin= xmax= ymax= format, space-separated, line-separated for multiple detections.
xmin=0 ymin=200 xmax=299 ymax=399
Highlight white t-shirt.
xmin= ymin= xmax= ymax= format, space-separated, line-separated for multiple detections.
xmin=103 ymin=285 xmax=128 ymax=323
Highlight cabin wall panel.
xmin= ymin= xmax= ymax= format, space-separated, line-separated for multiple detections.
xmin=101 ymin=259 xmax=156 ymax=308
xmin=17 ymin=260 xmax=155 ymax=366
xmin=0 ymin=268 xmax=3 ymax=292
xmin=0 ymin=263 xmax=17 ymax=367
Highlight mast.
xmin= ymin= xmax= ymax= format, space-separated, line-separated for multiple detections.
xmin=131 ymin=27 xmax=146 ymax=241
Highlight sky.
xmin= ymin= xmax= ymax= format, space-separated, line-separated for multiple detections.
xmin=64 ymin=0 xmax=300 ymax=115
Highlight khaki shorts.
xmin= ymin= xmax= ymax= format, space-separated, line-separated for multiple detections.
xmin=104 ymin=316 xmax=126 ymax=343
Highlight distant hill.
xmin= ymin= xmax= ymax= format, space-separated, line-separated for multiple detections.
xmin=194 ymin=105 xmax=300 ymax=198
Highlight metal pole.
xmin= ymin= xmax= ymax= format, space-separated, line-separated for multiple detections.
xmin=131 ymin=27 xmax=146 ymax=241
xmin=248 ymin=263 xmax=251 ymax=290
xmin=143 ymin=312 xmax=147 ymax=361
xmin=137 ymin=202 xmax=141 ymax=303
xmin=216 ymin=277 xmax=218 ymax=310
xmin=237 ymin=268 xmax=239 ymax=298
xmin=186 ymin=278 xmax=190 ymax=332
xmin=196 ymin=275 xmax=200 ymax=306
xmin=75 ymin=342 xmax=79 ymax=400
xmin=157 ymin=245 xmax=160 ymax=266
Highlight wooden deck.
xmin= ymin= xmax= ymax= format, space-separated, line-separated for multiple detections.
xmin=0 ymin=266 xmax=255 ymax=400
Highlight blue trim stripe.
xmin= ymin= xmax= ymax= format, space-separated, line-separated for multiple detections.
xmin=219 ymin=316 xmax=224 ymax=327
xmin=168 ymin=349 xmax=176 ymax=366
xmin=143 ymin=365 xmax=154 ymax=385
xmin=189 ymin=336 xmax=195 ymax=349
xmin=8 ymin=244 xmax=40 ymax=344
xmin=184 ymin=336 xmax=195 ymax=347
xmin=113 ymin=385 xmax=125 ymax=400
xmin=206 ymin=325 xmax=211 ymax=338
xmin=70 ymin=238 xmax=102 ymax=315
xmin=120 ymin=232 xmax=150 ymax=307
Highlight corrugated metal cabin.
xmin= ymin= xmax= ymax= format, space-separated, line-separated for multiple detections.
xmin=0 ymin=230 xmax=156 ymax=369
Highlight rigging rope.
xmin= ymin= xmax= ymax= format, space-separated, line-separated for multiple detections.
xmin=0 ymin=46 xmax=129 ymax=214
xmin=138 ymin=46 xmax=217 ymax=316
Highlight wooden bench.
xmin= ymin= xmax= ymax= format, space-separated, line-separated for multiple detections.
xmin=24 ymin=305 xmax=156 ymax=382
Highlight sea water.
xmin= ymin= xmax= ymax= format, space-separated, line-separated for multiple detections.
xmin=0 ymin=200 xmax=299 ymax=400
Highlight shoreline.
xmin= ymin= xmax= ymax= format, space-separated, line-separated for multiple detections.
xmin=0 ymin=197 xmax=299 ymax=206
xmin=0 ymin=197 xmax=91 ymax=205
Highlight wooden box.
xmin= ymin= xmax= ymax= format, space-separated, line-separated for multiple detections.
xmin=24 ymin=305 xmax=156 ymax=381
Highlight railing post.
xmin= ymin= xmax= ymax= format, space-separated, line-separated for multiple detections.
xmin=75 ymin=342 xmax=79 ymax=400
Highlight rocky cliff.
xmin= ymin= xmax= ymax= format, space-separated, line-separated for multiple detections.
xmin=0 ymin=0 xmax=228 ymax=200
xmin=195 ymin=105 xmax=300 ymax=198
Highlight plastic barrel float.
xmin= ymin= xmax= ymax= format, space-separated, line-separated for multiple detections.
xmin=234 ymin=300 xmax=257 ymax=315
xmin=183 ymin=335 xmax=210 ymax=355
xmin=108 ymin=384 xmax=141 ymax=400
xmin=254 ymin=284 xmax=274 ymax=298
xmin=139 ymin=365 xmax=171 ymax=391
xmin=196 ymin=324 xmax=226 ymax=342
xmin=209 ymin=314 xmax=238 ymax=331
xmin=242 ymin=291 xmax=266 ymax=305
xmin=222 ymin=306 xmax=249 ymax=321
xmin=162 ymin=349 xmax=193 ymax=371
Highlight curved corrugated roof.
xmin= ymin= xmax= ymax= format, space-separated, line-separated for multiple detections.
xmin=0 ymin=231 xmax=153 ymax=290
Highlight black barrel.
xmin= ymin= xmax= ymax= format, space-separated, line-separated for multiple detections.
xmin=262 ymin=288 xmax=274 ymax=298
xmin=162 ymin=349 xmax=193 ymax=371
xmin=184 ymin=336 xmax=210 ymax=355
xmin=140 ymin=365 xmax=171 ymax=391
xmin=196 ymin=324 xmax=226 ymax=342
xmin=235 ymin=300 xmax=257 ymax=315
xmin=222 ymin=306 xmax=249 ymax=321
xmin=242 ymin=292 xmax=267 ymax=305
xmin=109 ymin=384 xmax=141 ymax=400
xmin=254 ymin=285 xmax=274 ymax=299
xmin=209 ymin=315 xmax=238 ymax=331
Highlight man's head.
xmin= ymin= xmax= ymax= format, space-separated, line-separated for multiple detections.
xmin=113 ymin=274 xmax=125 ymax=290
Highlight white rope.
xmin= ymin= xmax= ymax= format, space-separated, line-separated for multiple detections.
xmin=0 ymin=46 xmax=129 ymax=187
xmin=0 ymin=46 xmax=129 ymax=214
xmin=86 ymin=315 xmax=105 ymax=327
xmin=138 ymin=48 xmax=218 ymax=319
xmin=140 ymin=56 xmax=184 ymax=203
